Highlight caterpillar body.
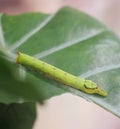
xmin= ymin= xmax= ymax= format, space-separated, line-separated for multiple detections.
xmin=16 ymin=52 xmax=107 ymax=97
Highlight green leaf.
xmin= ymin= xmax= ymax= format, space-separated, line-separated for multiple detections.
xmin=0 ymin=102 xmax=36 ymax=129
xmin=0 ymin=53 xmax=43 ymax=104
xmin=0 ymin=7 xmax=120 ymax=118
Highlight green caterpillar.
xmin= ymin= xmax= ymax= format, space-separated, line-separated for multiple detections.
xmin=16 ymin=52 xmax=107 ymax=97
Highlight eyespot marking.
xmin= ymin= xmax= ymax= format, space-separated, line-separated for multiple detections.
xmin=84 ymin=84 xmax=98 ymax=90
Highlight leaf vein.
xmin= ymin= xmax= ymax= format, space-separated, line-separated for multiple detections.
xmin=80 ymin=64 xmax=120 ymax=78
xmin=0 ymin=14 xmax=6 ymax=48
xmin=9 ymin=14 xmax=55 ymax=51
xmin=34 ymin=29 xmax=106 ymax=59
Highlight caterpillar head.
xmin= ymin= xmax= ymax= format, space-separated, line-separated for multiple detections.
xmin=84 ymin=80 xmax=107 ymax=96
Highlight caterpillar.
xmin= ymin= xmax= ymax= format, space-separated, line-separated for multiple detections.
xmin=16 ymin=52 xmax=107 ymax=97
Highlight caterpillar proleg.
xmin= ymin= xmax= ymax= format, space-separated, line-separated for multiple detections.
xmin=16 ymin=52 xmax=107 ymax=97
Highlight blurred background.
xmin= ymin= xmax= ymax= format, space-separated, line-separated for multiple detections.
xmin=0 ymin=0 xmax=120 ymax=129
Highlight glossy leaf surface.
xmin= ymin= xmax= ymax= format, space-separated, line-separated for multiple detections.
xmin=0 ymin=7 xmax=120 ymax=117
